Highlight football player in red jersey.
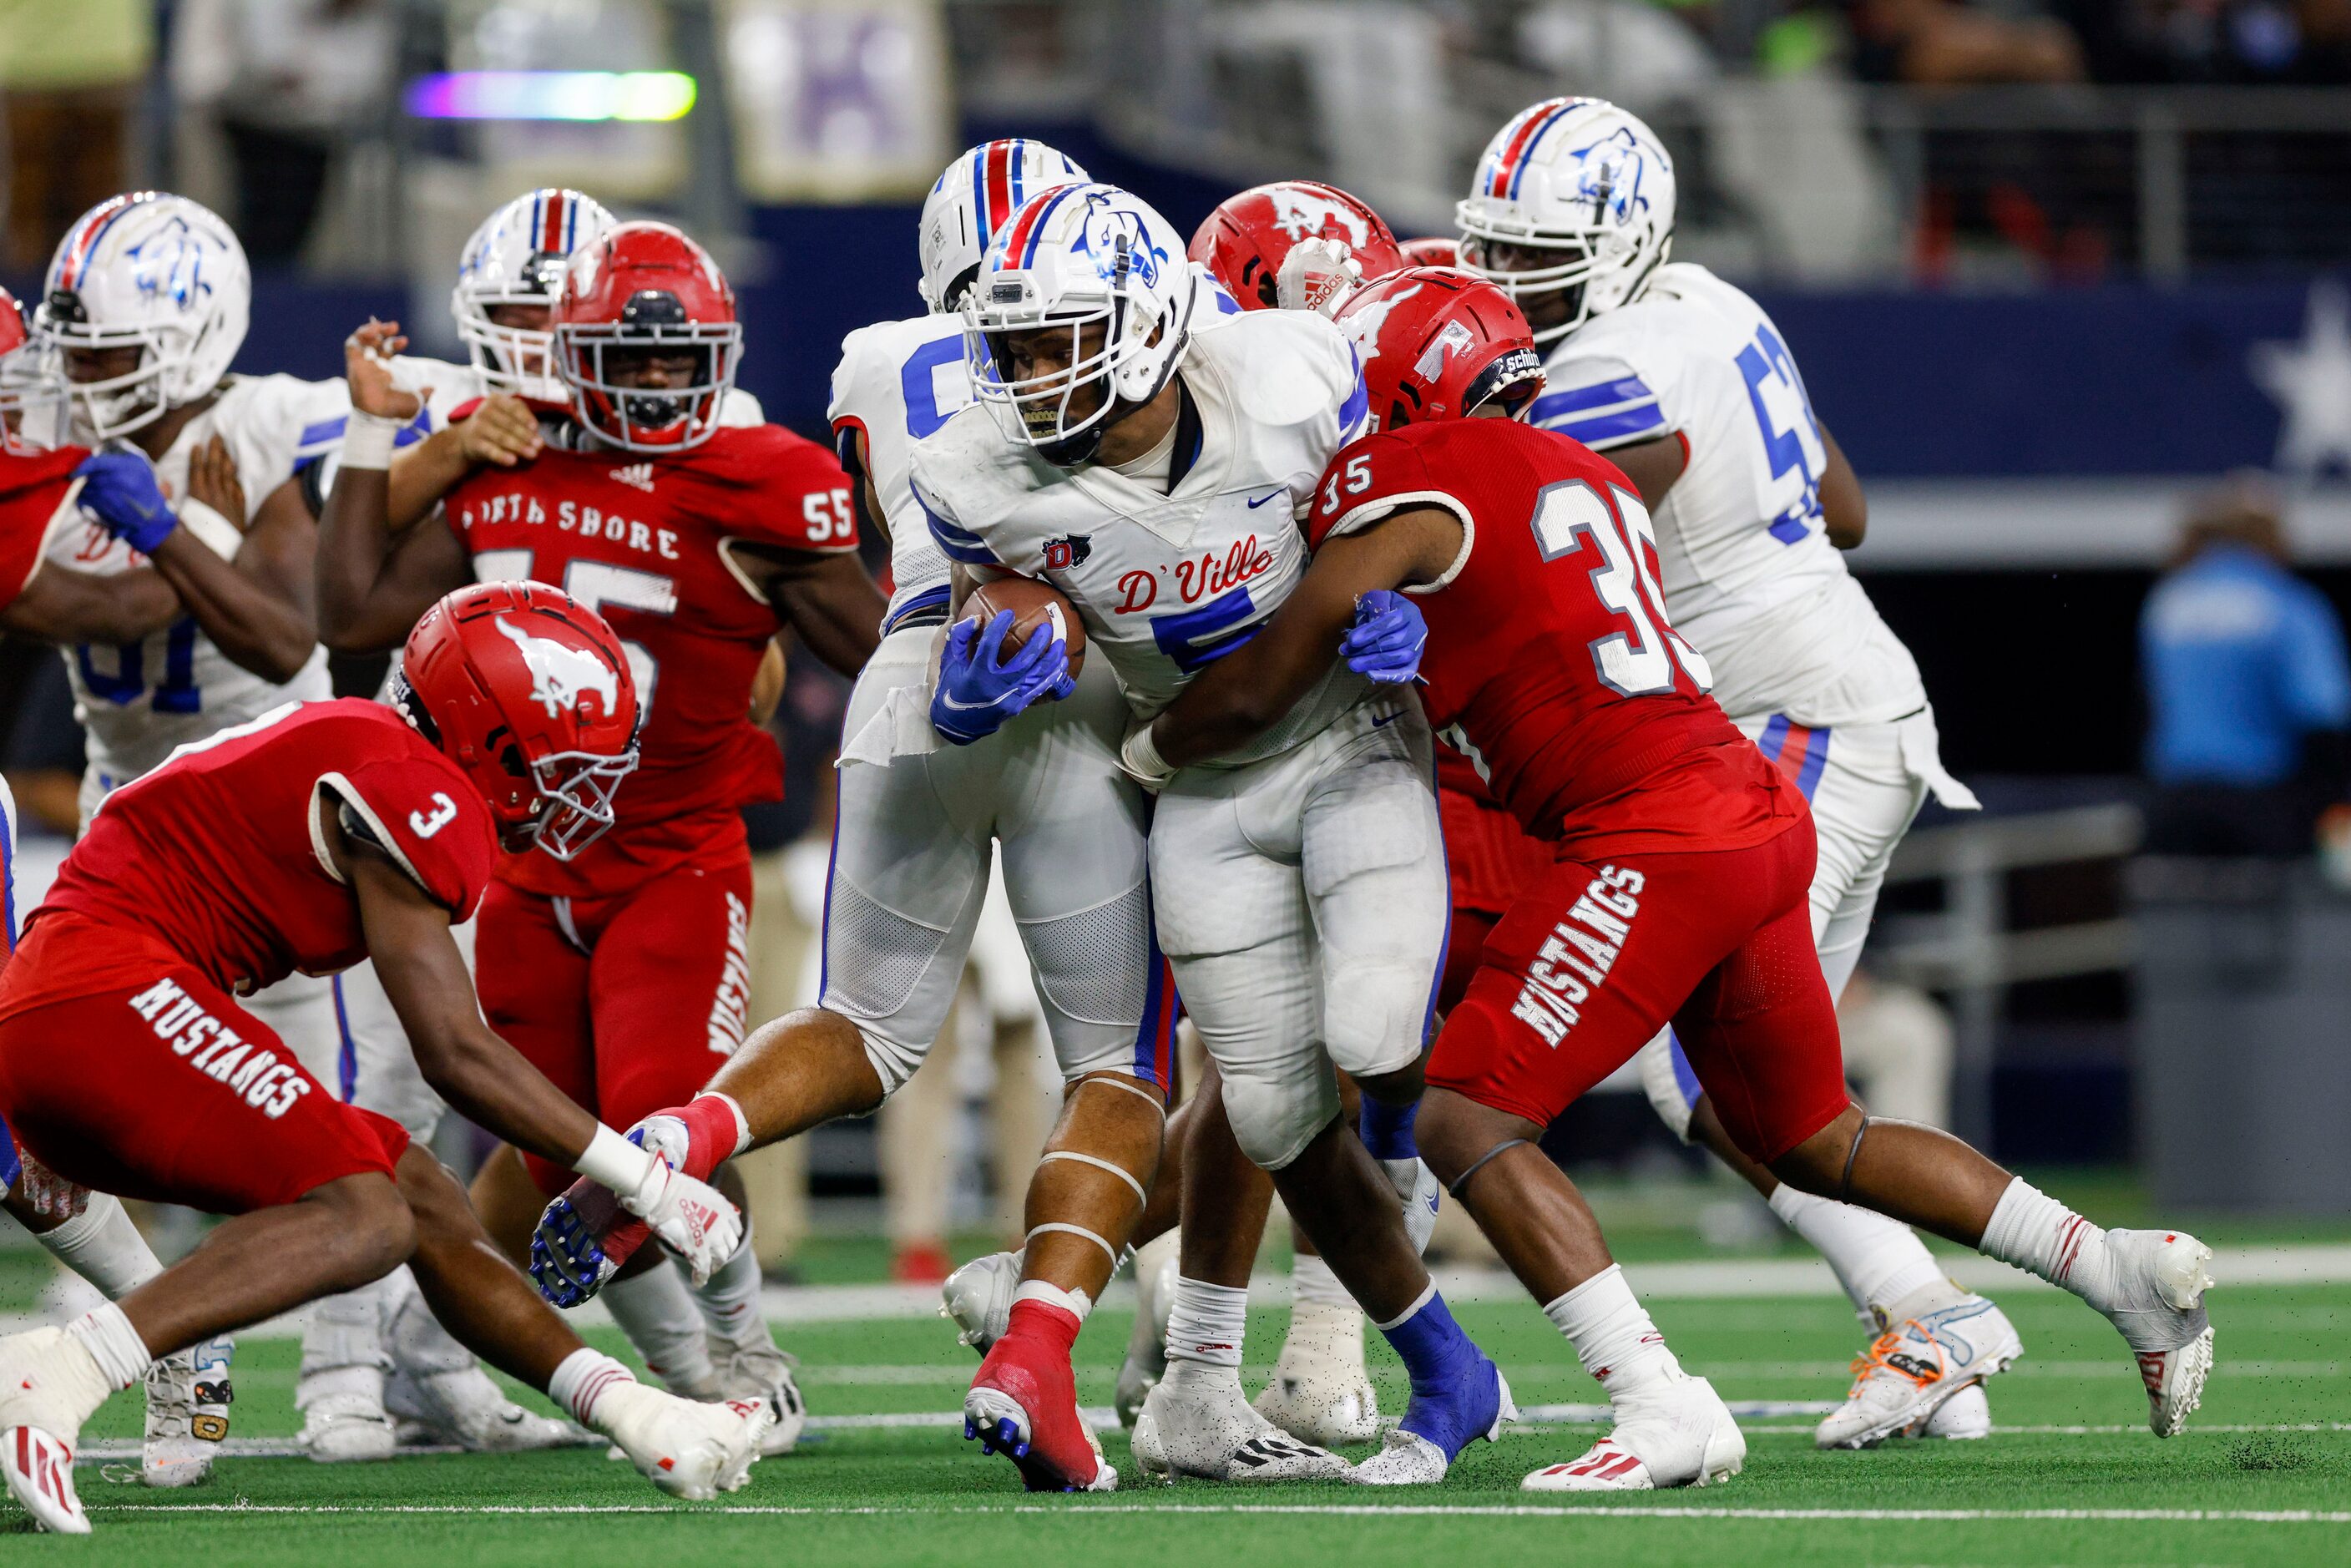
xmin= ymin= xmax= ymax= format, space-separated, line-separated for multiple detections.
xmin=1125 ymin=270 xmax=2217 ymax=1490
xmin=315 ymin=223 xmax=884 ymax=1440
xmin=1189 ymin=180 xmax=1407 ymax=316
xmin=0 ymin=584 xmax=774 ymax=1535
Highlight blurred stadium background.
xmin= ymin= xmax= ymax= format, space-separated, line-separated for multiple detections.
xmin=3 ymin=0 xmax=2348 ymax=1286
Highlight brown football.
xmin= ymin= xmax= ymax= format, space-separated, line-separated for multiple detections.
xmin=959 ymin=574 xmax=1086 ymax=678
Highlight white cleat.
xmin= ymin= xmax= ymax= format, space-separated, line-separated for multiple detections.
xmin=1350 ymin=1368 xmax=1515 ymax=1487
xmin=599 ymin=1383 xmax=774 ymax=1500
xmin=1134 ymin=1365 xmax=1352 ymax=1483
xmin=2102 ymin=1228 xmax=2216 ymax=1437
xmin=297 ymin=1388 xmax=397 ymax=1463
xmin=385 ymin=1365 xmax=584 ymax=1452
xmin=1919 ymin=1381 xmax=1991 ymax=1439
xmin=1254 ymin=1300 xmax=1378 ymax=1446
xmin=1815 ymin=1295 xmax=2023 ymax=1449
xmin=1522 ymin=1371 xmax=1744 ymax=1492
xmin=0 ymin=1328 xmax=111 ymax=1534
xmin=715 ymin=1342 xmax=806 ymax=1455
xmin=1115 ymin=1232 xmax=1178 ymax=1429
xmin=941 ymin=1250 xmax=1019 ymax=1356
xmin=141 ymin=1337 xmax=232 ymax=1487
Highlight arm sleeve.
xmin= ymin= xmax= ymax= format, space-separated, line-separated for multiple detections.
xmin=1528 ymin=348 xmax=1671 ymax=452
xmin=320 ymin=756 xmax=498 ymax=919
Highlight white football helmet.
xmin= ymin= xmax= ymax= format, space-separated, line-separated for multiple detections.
xmin=1456 ymin=98 xmax=1676 ymax=346
xmin=964 ymin=183 xmax=1198 ymax=466
xmin=918 ymin=139 xmax=1090 ymax=313
xmin=453 ymin=188 xmax=618 ymax=402
xmin=0 ymin=286 xmax=68 ymax=456
xmin=35 ymin=192 xmax=250 ymax=442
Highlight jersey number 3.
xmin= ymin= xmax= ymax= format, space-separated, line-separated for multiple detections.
xmin=1532 ymin=480 xmax=1712 ymax=697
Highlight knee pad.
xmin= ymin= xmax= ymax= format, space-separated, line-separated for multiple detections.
xmin=1636 ymin=1030 xmax=1701 ymax=1144
xmin=1219 ymin=1053 xmax=1341 ymax=1171
xmin=1321 ymin=954 xmax=1433 ymax=1084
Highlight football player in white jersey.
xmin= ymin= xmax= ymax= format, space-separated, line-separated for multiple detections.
xmin=911 ymin=182 xmax=1503 ymax=1488
xmin=33 ymin=192 xmax=571 ymax=1464
xmin=1459 ymin=98 xmax=2019 ymax=1447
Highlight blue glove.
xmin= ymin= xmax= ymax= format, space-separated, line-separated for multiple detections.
xmin=73 ymin=451 xmax=177 ymax=555
xmin=931 ymin=609 xmax=1071 ymax=745
xmin=1342 ymin=589 xmax=1427 ymax=685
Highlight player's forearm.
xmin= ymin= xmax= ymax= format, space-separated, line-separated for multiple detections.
xmin=412 ymin=1019 xmax=605 ymax=1169
xmin=1818 ymin=424 xmax=1866 ymax=549
xmin=1151 ymin=639 xmax=1323 ymax=767
xmin=150 ymin=532 xmax=317 ymax=683
xmin=387 ymin=426 xmax=471 ymax=533
xmin=776 ymin=558 xmax=887 ymax=676
xmin=316 ymin=462 xmax=430 ymax=652
xmin=2 ymin=565 xmax=181 ymax=645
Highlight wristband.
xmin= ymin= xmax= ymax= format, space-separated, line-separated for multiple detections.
xmin=177 ymin=497 xmax=244 ymax=559
xmin=339 ymin=410 xmax=403 ymax=472
xmin=574 ymin=1123 xmax=657 ymax=1195
xmin=1118 ymin=721 xmax=1176 ymax=788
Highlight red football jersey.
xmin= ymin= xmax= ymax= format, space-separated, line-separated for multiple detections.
xmin=0 ymin=446 xmax=88 ymax=615
xmin=22 ymin=701 xmax=496 ymax=1003
xmin=1307 ymin=417 xmax=1798 ymax=854
xmin=442 ymin=422 xmax=858 ymax=896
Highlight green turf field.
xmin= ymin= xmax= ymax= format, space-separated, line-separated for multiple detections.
xmin=14 ymin=1267 xmax=2347 ymax=1565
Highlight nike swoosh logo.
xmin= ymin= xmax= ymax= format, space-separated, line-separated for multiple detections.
xmin=938 ymin=692 xmax=1008 ymax=711
xmin=1372 ymin=711 xmax=1403 ymax=728
xmin=1246 ymin=489 xmax=1284 ymax=508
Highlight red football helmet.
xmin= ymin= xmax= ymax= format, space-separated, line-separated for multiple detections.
xmin=1188 ymin=181 xmax=1407 ymax=311
xmin=554 ymin=221 xmax=741 ymax=453
xmin=0 ymin=285 xmax=67 ymax=456
xmin=394 ymin=582 xmax=641 ymax=861
xmin=1399 ymin=237 xmax=1463 ymax=269
xmin=1334 ymin=267 xmax=1546 ymax=433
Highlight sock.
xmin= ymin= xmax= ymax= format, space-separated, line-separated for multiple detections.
xmin=1358 ymin=1098 xmax=1419 ymax=1161
xmin=38 ymin=1195 xmax=163 ymax=1300
xmin=1164 ymin=1275 xmax=1247 ymax=1368
xmin=1003 ymin=1297 xmax=1082 ymax=1357
xmin=1767 ymin=1184 xmax=1949 ymax=1323
xmin=1289 ymin=1252 xmax=1354 ymax=1312
xmin=1979 ymin=1177 xmax=2116 ymax=1311
xmin=605 ymin=1264 xmax=719 ymax=1395
xmin=548 ymin=1348 xmax=635 ymax=1427
xmin=676 ymin=1093 xmax=751 ymax=1181
xmin=1013 ymin=1279 xmax=1094 ymax=1321
xmin=1541 ymin=1264 xmax=1681 ymax=1397
xmin=1375 ymin=1286 xmax=1488 ymax=1448
xmin=66 ymin=1302 xmax=153 ymax=1393
xmin=690 ymin=1232 xmax=770 ymax=1354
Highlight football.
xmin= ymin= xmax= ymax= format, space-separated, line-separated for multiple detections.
xmin=959 ymin=574 xmax=1086 ymax=678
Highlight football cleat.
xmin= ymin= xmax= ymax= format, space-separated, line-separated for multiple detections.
xmin=1351 ymin=1360 xmax=1514 ymax=1486
xmin=1815 ymin=1295 xmax=2022 ymax=1450
xmin=384 ymin=1364 xmax=582 ymax=1452
xmin=529 ymin=1182 xmax=635 ymax=1308
xmin=1919 ymin=1381 xmax=1991 ymax=1439
xmin=297 ymin=1388 xmax=396 ymax=1463
xmin=0 ymin=1328 xmax=112 ymax=1534
xmin=1521 ymin=1370 xmax=1743 ymax=1492
xmin=963 ymin=1309 xmax=1115 ymax=1492
xmin=1114 ymin=1230 xmax=1178 ymax=1428
xmin=941 ymin=1250 xmax=1019 ymax=1355
xmin=2100 ymin=1229 xmax=2215 ymax=1437
xmin=598 ymin=1383 xmax=773 ymax=1500
xmin=141 ymin=1336 xmax=232 ymax=1486
xmin=1254 ymin=1299 xmax=1378 ymax=1446
xmin=715 ymin=1342 xmax=806 ymax=1456
xmin=1134 ymin=1363 xmax=1352 ymax=1483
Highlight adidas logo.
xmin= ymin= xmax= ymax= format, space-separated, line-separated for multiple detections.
xmin=610 ymin=463 xmax=656 ymax=493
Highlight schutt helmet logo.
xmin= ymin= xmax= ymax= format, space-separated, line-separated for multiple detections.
xmin=1042 ymin=534 xmax=1092 ymax=570
xmin=495 ymin=617 xmax=619 ymax=720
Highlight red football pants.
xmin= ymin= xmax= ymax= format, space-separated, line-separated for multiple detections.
xmin=475 ymin=850 xmax=756 ymax=1195
xmin=1429 ymin=817 xmax=1851 ymax=1165
xmin=0 ymin=916 xmax=408 ymax=1211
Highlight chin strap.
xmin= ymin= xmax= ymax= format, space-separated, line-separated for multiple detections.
xmin=1838 ymin=1114 xmax=1873 ymax=1206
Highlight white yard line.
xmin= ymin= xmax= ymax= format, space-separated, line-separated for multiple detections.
xmin=78 ymin=1502 xmax=2351 ymax=1524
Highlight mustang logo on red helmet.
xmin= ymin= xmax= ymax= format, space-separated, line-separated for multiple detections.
xmin=495 ymin=616 xmax=621 ymax=721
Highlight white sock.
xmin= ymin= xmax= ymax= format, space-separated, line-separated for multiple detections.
xmin=689 ymin=1235 xmax=770 ymax=1355
xmin=1289 ymin=1252 xmax=1354 ymax=1312
xmin=66 ymin=1302 xmax=153 ymax=1393
xmin=605 ymin=1265 xmax=718 ymax=1394
xmin=1541 ymin=1264 xmax=1681 ymax=1397
xmin=1014 ymin=1279 xmax=1094 ymax=1321
xmin=1979 ymin=1177 xmax=2116 ymax=1311
xmin=38 ymin=1195 xmax=163 ymax=1300
xmin=1164 ymin=1275 xmax=1248 ymax=1369
xmin=1767 ymin=1184 xmax=1950 ymax=1322
xmin=547 ymin=1348 xmax=635 ymax=1427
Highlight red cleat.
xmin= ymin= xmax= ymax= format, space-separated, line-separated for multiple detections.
xmin=963 ymin=1300 xmax=1115 ymax=1492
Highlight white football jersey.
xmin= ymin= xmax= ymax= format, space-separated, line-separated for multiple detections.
xmin=827 ymin=313 xmax=963 ymax=635
xmin=1536 ymin=264 xmax=1924 ymax=727
xmin=49 ymin=373 xmax=342 ymax=786
xmin=908 ymin=306 xmax=1373 ymax=766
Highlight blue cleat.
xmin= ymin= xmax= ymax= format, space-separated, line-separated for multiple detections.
xmin=1351 ymin=1356 xmax=1515 ymax=1485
